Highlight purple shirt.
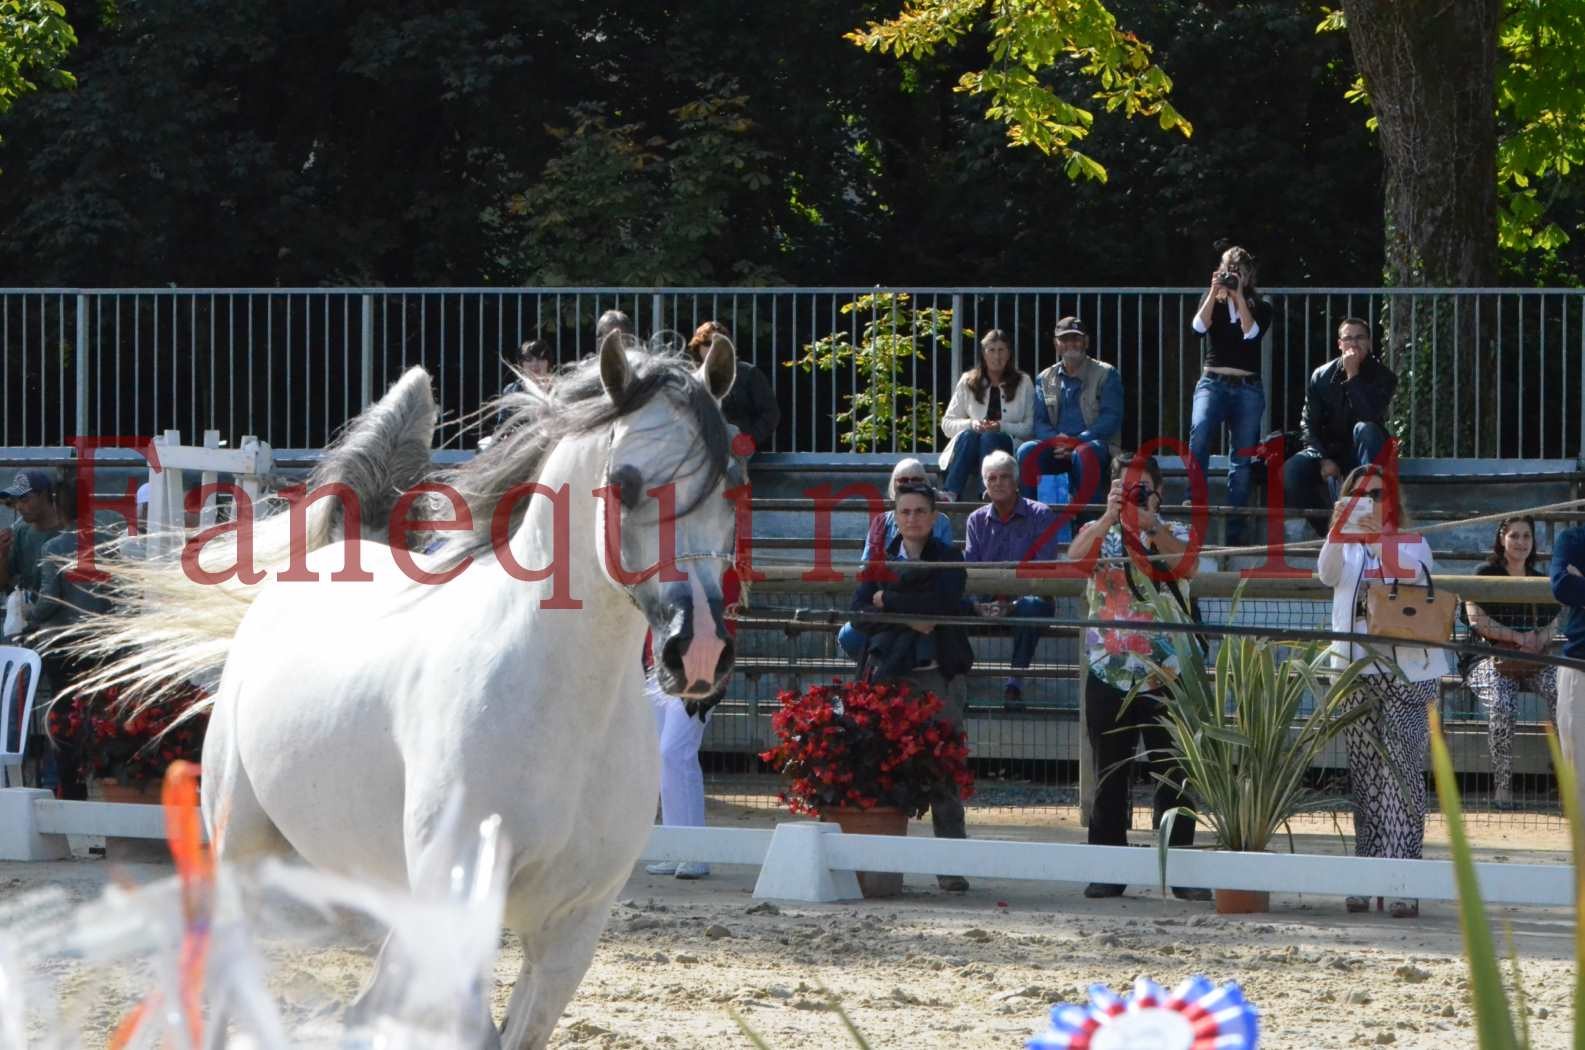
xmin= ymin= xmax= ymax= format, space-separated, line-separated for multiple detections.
xmin=964 ymin=497 xmax=1062 ymax=577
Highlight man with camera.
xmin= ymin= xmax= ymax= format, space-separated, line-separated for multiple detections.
xmin=1014 ymin=317 xmax=1123 ymax=509
xmin=1066 ymin=453 xmax=1208 ymax=901
xmin=1282 ymin=318 xmax=1397 ymax=536
xmin=1189 ymin=246 xmax=1271 ymax=546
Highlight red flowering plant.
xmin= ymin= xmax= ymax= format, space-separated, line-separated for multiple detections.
xmin=758 ymin=679 xmax=974 ymax=818
xmin=47 ymin=684 xmax=209 ymax=787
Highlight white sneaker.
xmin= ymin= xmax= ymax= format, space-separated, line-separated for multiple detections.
xmin=673 ymin=862 xmax=711 ymax=880
xmin=645 ymin=861 xmax=679 ymax=876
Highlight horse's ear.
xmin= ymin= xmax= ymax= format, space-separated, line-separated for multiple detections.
xmin=599 ymin=333 xmax=632 ymax=401
xmin=698 ymin=335 xmax=737 ymax=402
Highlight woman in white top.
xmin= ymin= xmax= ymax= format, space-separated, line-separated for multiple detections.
xmin=1317 ymin=463 xmax=1449 ymax=919
xmin=938 ymin=329 xmax=1035 ymax=502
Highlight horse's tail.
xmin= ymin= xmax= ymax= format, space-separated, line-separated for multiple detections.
xmin=54 ymin=366 xmax=439 ymax=714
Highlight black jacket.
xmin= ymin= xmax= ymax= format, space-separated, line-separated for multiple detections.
xmin=849 ymin=532 xmax=974 ymax=680
xmin=720 ymin=362 xmax=780 ymax=453
xmin=1300 ymin=355 xmax=1397 ymax=459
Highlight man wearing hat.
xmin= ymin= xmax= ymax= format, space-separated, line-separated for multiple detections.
xmin=1014 ymin=317 xmax=1124 ymax=508
xmin=0 ymin=469 xmax=67 ymax=604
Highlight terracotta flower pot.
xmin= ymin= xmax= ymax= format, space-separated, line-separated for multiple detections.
xmin=97 ymin=778 xmax=161 ymax=804
xmin=1214 ymin=888 xmax=1271 ymax=915
xmin=96 ymin=778 xmax=172 ymax=863
xmin=821 ymin=805 xmax=908 ymax=898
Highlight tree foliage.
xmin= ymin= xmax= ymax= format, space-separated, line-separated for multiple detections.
xmin=846 ymin=0 xmax=1191 ymax=181
xmin=0 ymin=0 xmax=76 ymax=115
xmin=1320 ymin=0 xmax=1585 ymax=278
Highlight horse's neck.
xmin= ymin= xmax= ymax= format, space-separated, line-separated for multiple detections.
xmin=509 ymin=432 xmax=646 ymax=656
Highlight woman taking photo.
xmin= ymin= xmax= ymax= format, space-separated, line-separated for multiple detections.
xmin=1188 ymin=245 xmax=1271 ymax=546
xmin=1463 ymin=515 xmax=1560 ymax=809
xmin=1317 ymin=464 xmax=1448 ymax=918
xmin=938 ymin=330 xmax=1034 ymax=503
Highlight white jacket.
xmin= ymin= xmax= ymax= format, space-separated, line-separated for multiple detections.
xmin=938 ymin=372 xmax=1036 ymax=471
xmin=1317 ymin=533 xmax=1451 ymax=682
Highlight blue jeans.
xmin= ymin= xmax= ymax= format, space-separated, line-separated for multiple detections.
xmin=1282 ymin=422 xmax=1391 ymax=536
xmin=1015 ymin=438 xmax=1110 ymax=504
xmin=1008 ymin=596 xmax=1054 ymax=686
xmin=943 ymin=429 xmax=1015 ymax=498
xmin=837 ymin=622 xmax=866 ymax=662
xmin=1188 ymin=373 xmax=1266 ymax=544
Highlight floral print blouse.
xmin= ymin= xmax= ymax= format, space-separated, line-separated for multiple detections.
xmin=1084 ymin=522 xmax=1192 ymax=691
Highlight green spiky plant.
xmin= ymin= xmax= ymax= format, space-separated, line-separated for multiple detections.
xmin=1430 ymin=708 xmax=1584 ymax=1049
xmin=1114 ymin=590 xmax=1378 ymax=881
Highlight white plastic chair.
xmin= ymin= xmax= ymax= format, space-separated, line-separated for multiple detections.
xmin=0 ymin=645 xmax=42 ymax=788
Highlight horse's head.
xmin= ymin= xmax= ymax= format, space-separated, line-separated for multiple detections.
xmin=597 ymin=335 xmax=740 ymax=699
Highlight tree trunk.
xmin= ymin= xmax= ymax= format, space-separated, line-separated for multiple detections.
xmin=1343 ymin=0 xmax=1502 ymax=456
xmin=1342 ymin=0 xmax=1502 ymax=288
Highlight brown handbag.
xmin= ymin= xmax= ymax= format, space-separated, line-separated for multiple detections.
xmin=1487 ymin=639 xmax=1540 ymax=683
xmin=1365 ymin=574 xmax=1458 ymax=645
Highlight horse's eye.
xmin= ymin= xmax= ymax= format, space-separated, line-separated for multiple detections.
xmin=608 ymin=465 xmax=643 ymax=509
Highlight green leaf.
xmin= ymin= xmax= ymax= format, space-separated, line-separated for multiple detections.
xmin=1429 ymin=708 xmax=1519 ymax=1048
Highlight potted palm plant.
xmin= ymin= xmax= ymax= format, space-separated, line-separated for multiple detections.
xmin=1122 ymin=592 xmax=1377 ymax=913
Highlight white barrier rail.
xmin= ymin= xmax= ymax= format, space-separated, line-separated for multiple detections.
xmin=640 ymin=822 xmax=1572 ymax=908
xmin=5 ymin=793 xmax=1569 ymax=910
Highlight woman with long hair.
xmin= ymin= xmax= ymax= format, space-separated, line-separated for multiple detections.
xmin=938 ymin=330 xmax=1034 ymax=502
xmin=1187 ymin=245 xmax=1272 ymax=545
xmin=1462 ymin=515 xmax=1560 ymax=808
xmin=1317 ymin=463 xmax=1448 ymax=918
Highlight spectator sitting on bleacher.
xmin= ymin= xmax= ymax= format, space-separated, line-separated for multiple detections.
xmin=847 ymin=481 xmax=974 ymax=892
xmin=938 ymin=329 xmax=1034 ymax=503
xmin=30 ymin=474 xmax=111 ymax=802
xmin=1461 ymin=515 xmax=1560 ymax=809
xmin=0 ymin=470 xmax=67 ymax=637
xmin=963 ymin=450 xmax=1064 ymax=712
xmin=1283 ymin=318 xmax=1396 ymax=536
xmin=688 ymin=321 xmax=780 ymax=458
xmin=837 ymin=459 xmax=953 ymax=661
xmin=595 ymin=309 xmax=633 ymax=347
xmin=1066 ymin=453 xmax=1209 ymax=902
xmin=1015 ymin=317 xmax=1122 ymax=509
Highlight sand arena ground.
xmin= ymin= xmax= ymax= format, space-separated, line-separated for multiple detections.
xmin=1 ymin=796 xmax=1575 ymax=1049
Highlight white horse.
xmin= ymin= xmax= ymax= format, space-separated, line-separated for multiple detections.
xmin=76 ymin=337 xmax=741 ymax=1048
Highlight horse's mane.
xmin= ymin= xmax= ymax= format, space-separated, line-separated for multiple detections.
xmin=48 ymin=347 xmax=730 ymax=720
xmin=425 ymin=342 xmax=732 ymax=568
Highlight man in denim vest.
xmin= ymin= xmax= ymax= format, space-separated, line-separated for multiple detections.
xmin=1015 ymin=317 xmax=1123 ymax=512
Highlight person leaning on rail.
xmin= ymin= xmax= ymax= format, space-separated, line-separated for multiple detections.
xmin=836 ymin=459 xmax=954 ymax=663
xmin=1460 ymin=514 xmax=1561 ymax=809
xmin=1317 ymin=463 xmax=1446 ymax=919
xmin=1551 ymin=521 xmax=1585 ymax=818
xmin=937 ymin=328 xmax=1035 ymax=503
xmin=1065 ymin=452 xmax=1210 ymax=903
xmin=846 ymin=482 xmax=975 ymax=893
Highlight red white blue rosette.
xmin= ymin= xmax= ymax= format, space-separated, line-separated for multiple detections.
xmin=1027 ymin=976 xmax=1259 ymax=1049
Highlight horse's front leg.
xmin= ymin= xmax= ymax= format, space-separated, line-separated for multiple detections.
xmin=498 ymin=899 xmax=617 ymax=1050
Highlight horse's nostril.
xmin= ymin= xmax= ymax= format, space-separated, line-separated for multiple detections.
xmin=660 ymin=633 xmax=689 ymax=671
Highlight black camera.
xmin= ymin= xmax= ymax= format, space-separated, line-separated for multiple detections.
xmin=1216 ymin=270 xmax=1241 ymax=290
xmin=1128 ymin=482 xmax=1155 ymax=507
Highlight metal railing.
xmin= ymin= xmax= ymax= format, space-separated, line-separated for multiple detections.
xmin=3 ymin=287 xmax=1581 ymax=459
